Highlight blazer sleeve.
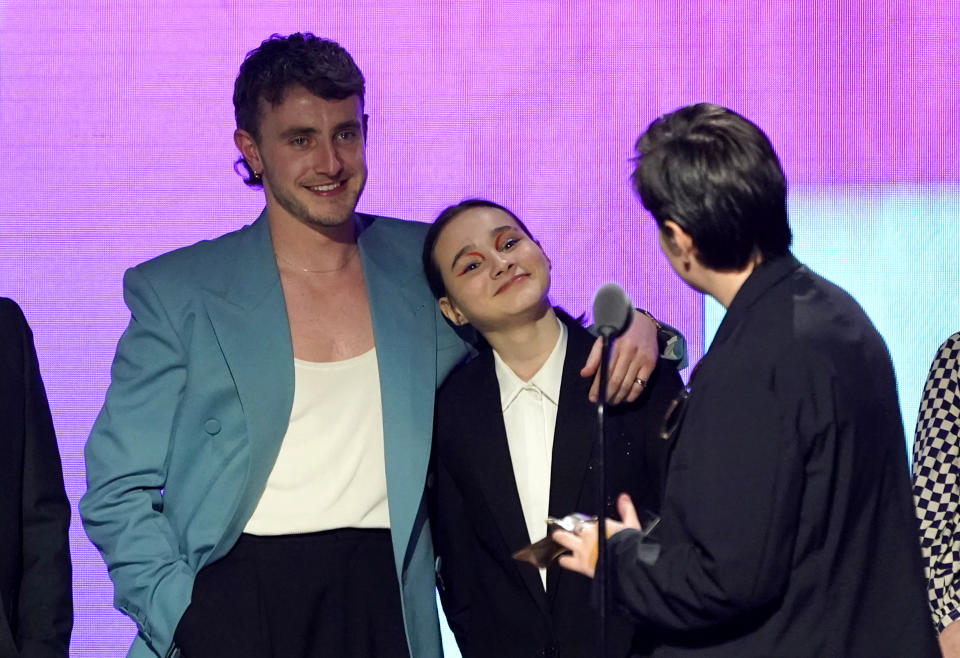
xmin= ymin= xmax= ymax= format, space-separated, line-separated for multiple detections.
xmin=913 ymin=332 xmax=960 ymax=632
xmin=606 ymin=351 xmax=807 ymax=632
xmin=13 ymin=303 xmax=73 ymax=656
xmin=78 ymin=267 xmax=195 ymax=656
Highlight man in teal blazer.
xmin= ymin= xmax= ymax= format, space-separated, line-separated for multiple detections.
xmin=80 ymin=33 xmax=663 ymax=658
xmin=81 ymin=209 xmax=467 ymax=657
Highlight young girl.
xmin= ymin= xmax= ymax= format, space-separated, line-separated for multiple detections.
xmin=423 ymin=199 xmax=681 ymax=657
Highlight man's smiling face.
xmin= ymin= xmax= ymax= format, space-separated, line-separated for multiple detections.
xmin=237 ymin=85 xmax=368 ymax=231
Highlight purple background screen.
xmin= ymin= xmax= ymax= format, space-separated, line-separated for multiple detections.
xmin=1 ymin=2 xmax=958 ymax=655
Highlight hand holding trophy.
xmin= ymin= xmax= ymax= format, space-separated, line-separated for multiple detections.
xmin=513 ymin=494 xmax=659 ymax=578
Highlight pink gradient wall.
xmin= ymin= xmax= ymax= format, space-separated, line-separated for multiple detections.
xmin=2 ymin=1 xmax=958 ymax=655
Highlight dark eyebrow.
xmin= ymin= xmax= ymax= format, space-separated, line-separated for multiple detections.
xmin=493 ymin=225 xmax=524 ymax=249
xmin=333 ymin=119 xmax=363 ymax=133
xmin=277 ymin=119 xmax=362 ymax=141
xmin=450 ymin=246 xmax=482 ymax=270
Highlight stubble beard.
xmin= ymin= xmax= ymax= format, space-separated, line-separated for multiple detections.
xmin=268 ymin=173 xmax=366 ymax=230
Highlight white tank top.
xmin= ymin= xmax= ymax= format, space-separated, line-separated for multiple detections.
xmin=244 ymin=348 xmax=390 ymax=535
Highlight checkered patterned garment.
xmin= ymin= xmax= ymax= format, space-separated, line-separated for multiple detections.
xmin=913 ymin=332 xmax=960 ymax=632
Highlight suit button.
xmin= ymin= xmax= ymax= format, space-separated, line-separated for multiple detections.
xmin=541 ymin=644 xmax=559 ymax=657
xmin=204 ymin=419 xmax=221 ymax=435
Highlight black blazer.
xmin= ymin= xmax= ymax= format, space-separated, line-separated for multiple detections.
xmin=0 ymin=299 xmax=72 ymax=657
xmin=607 ymin=255 xmax=939 ymax=657
xmin=431 ymin=310 xmax=682 ymax=657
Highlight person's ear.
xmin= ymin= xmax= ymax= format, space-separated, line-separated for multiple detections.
xmin=663 ymin=220 xmax=697 ymax=269
xmin=438 ymin=297 xmax=469 ymax=326
xmin=234 ymin=129 xmax=263 ymax=176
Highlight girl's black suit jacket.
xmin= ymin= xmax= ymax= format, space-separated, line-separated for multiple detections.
xmin=430 ymin=310 xmax=682 ymax=657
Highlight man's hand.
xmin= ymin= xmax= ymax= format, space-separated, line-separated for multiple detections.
xmin=941 ymin=620 xmax=960 ymax=657
xmin=581 ymin=309 xmax=659 ymax=404
xmin=553 ymin=494 xmax=643 ymax=578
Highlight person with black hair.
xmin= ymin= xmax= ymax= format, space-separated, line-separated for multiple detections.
xmin=423 ymin=199 xmax=682 ymax=657
xmin=554 ymin=104 xmax=938 ymax=657
xmin=79 ymin=33 xmax=667 ymax=658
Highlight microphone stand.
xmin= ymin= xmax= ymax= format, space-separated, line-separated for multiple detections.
xmin=596 ymin=329 xmax=614 ymax=658
xmin=590 ymin=283 xmax=632 ymax=658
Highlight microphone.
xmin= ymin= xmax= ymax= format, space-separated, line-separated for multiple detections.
xmin=590 ymin=282 xmax=634 ymax=658
xmin=592 ymin=283 xmax=633 ymax=338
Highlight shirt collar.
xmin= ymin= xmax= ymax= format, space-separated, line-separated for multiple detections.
xmin=493 ymin=317 xmax=568 ymax=412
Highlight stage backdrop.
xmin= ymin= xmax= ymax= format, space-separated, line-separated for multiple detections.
xmin=1 ymin=1 xmax=957 ymax=655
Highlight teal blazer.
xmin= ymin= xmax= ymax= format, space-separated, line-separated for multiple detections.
xmin=79 ymin=212 xmax=468 ymax=657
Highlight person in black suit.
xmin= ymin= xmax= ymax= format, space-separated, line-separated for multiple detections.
xmin=0 ymin=298 xmax=72 ymax=657
xmin=422 ymin=199 xmax=682 ymax=657
xmin=554 ymin=103 xmax=938 ymax=657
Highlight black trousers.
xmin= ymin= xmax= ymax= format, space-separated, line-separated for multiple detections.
xmin=174 ymin=528 xmax=410 ymax=658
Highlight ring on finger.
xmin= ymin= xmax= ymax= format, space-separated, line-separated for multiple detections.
xmin=636 ymin=377 xmax=647 ymax=388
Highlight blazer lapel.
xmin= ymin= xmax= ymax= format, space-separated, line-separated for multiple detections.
xmin=466 ymin=350 xmax=552 ymax=617
xmin=356 ymin=215 xmax=438 ymax=572
xmin=201 ymin=213 xmax=295 ymax=543
xmin=546 ymin=319 xmax=598 ymax=600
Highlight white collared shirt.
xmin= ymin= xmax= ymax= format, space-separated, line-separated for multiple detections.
xmin=493 ymin=318 xmax=568 ymax=588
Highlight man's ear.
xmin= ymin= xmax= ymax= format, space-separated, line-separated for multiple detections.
xmin=362 ymin=114 xmax=369 ymax=140
xmin=234 ymin=129 xmax=263 ymax=174
xmin=438 ymin=297 xmax=468 ymax=327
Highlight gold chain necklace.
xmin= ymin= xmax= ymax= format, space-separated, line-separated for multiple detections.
xmin=274 ymin=245 xmax=358 ymax=273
